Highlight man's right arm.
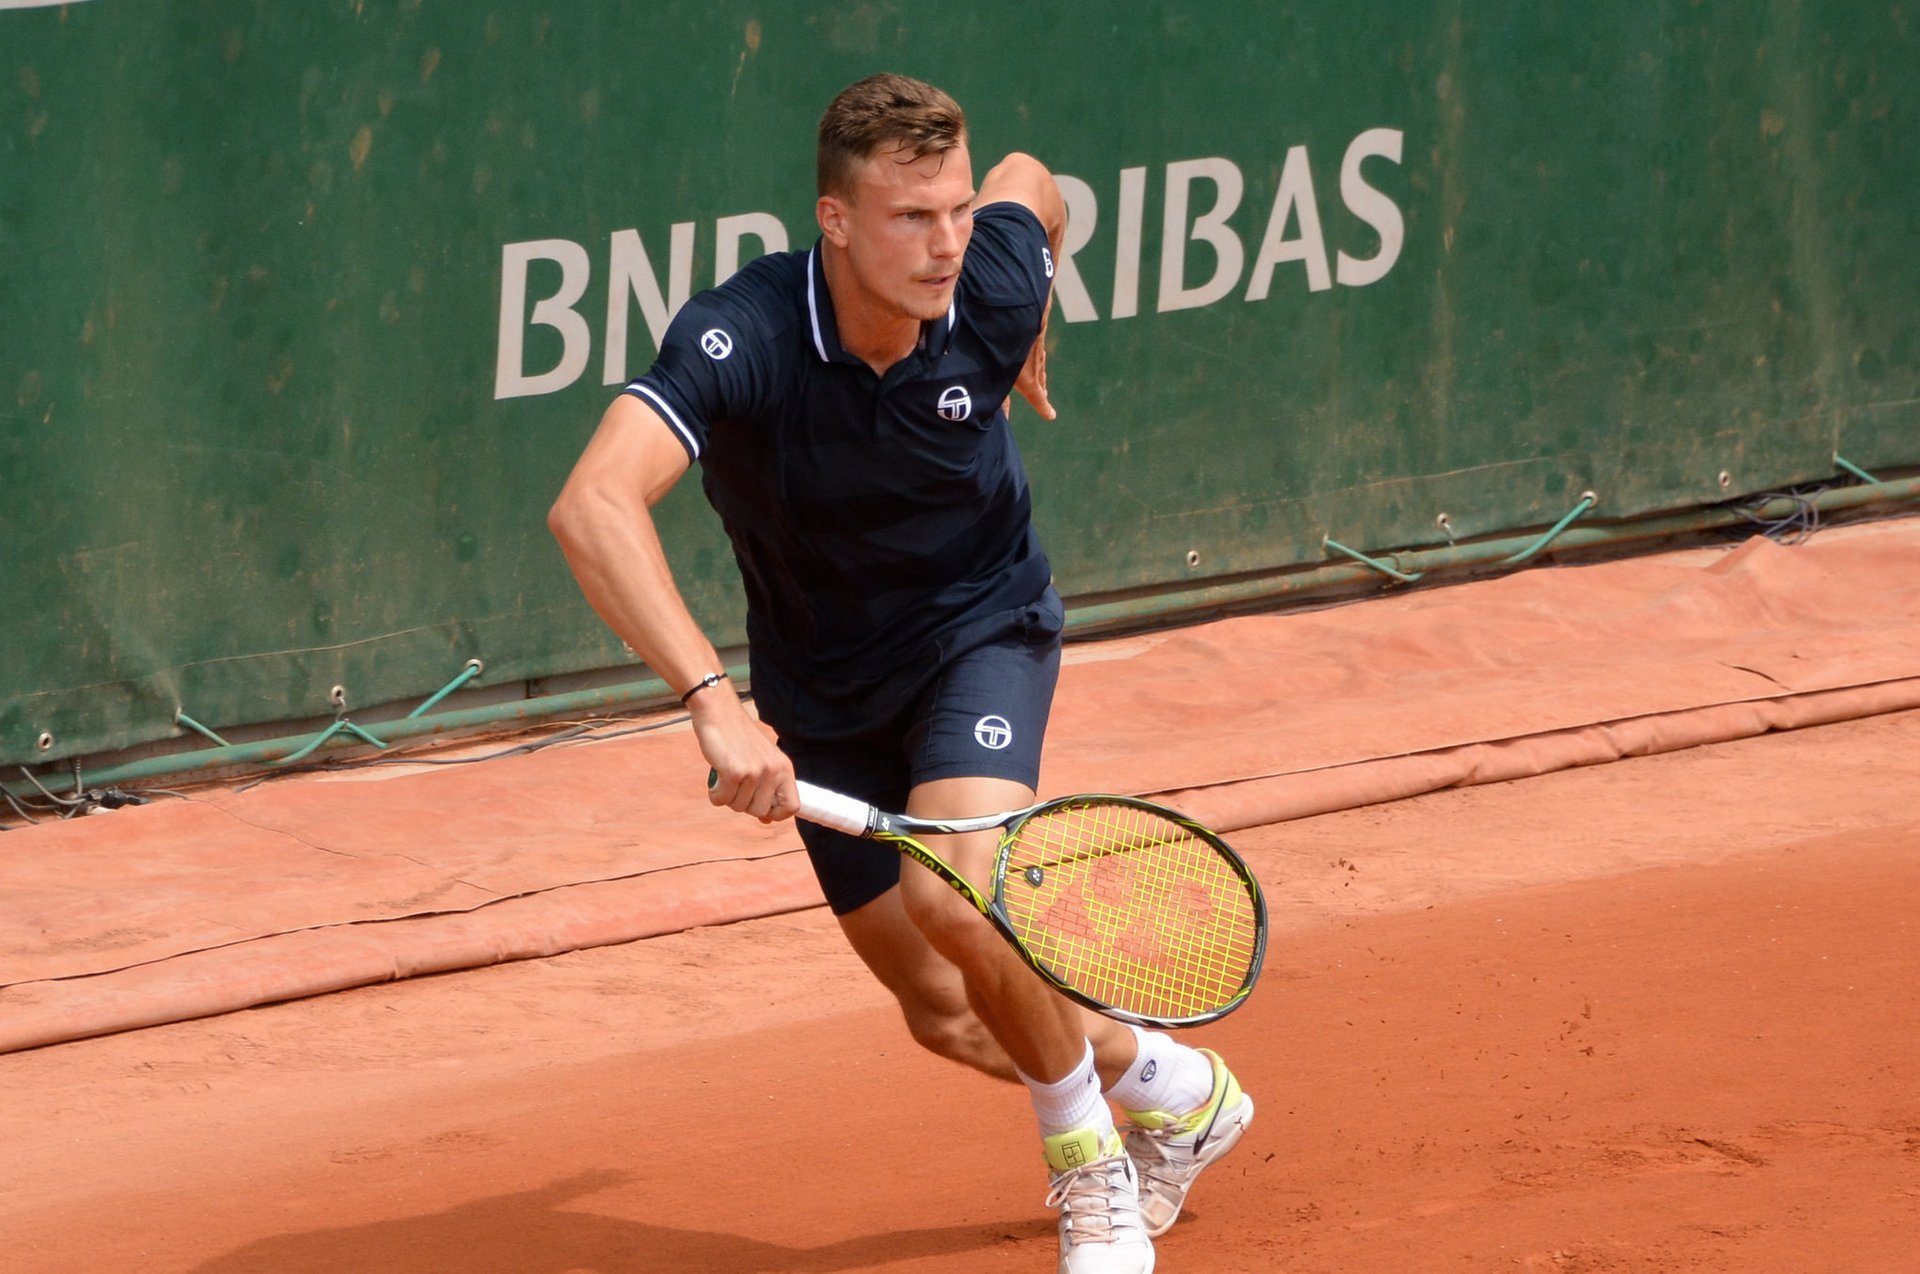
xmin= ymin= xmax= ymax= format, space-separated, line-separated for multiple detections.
xmin=547 ymin=393 xmax=799 ymax=822
xmin=978 ymin=152 xmax=1067 ymax=421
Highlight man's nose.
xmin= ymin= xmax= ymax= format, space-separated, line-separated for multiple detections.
xmin=932 ymin=215 xmax=964 ymax=260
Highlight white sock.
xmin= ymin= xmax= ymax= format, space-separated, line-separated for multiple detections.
xmin=1019 ymin=1041 xmax=1112 ymax=1137
xmin=1104 ymin=1026 xmax=1216 ymax=1115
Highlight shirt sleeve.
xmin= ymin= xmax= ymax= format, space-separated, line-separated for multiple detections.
xmin=623 ymin=286 xmax=770 ymax=462
xmin=958 ymin=202 xmax=1055 ymax=366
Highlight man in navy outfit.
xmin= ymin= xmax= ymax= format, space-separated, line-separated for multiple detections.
xmin=550 ymin=74 xmax=1250 ymax=1273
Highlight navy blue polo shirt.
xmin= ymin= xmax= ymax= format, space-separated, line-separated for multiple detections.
xmin=626 ymin=202 xmax=1056 ymax=683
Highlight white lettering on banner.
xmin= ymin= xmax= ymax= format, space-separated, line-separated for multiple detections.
xmin=1051 ymin=174 xmax=1100 ymax=324
xmin=1159 ymin=157 xmax=1246 ymax=313
xmin=1246 ymin=144 xmax=1331 ymax=299
xmin=603 ymin=223 xmax=694 ymax=387
xmin=490 ymin=129 xmax=1407 ymax=399
xmin=495 ymin=239 xmax=592 ymax=400
xmin=715 ymin=212 xmax=790 ymax=286
xmin=495 ymin=214 xmax=785 ymax=400
xmin=1336 ymin=127 xmax=1405 ymax=287
xmin=1110 ymin=165 xmax=1148 ymax=321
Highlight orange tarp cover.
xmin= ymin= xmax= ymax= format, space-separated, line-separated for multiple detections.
xmin=4 ymin=519 xmax=1918 ymax=1053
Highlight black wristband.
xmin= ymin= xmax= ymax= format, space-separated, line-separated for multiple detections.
xmin=679 ymin=672 xmax=727 ymax=706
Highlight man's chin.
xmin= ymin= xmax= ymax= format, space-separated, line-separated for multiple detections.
xmin=904 ymin=289 xmax=954 ymax=321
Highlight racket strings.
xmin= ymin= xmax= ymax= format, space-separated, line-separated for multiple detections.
xmin=999 ymin=801 xmax=1260 ymax=1021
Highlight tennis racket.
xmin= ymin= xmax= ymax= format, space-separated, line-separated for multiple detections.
xmin=788 ymin=779 xmax=1267 ymax=1028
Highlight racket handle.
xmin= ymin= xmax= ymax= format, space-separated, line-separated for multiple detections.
xmin=707 ymin=769 xmax=876 ymax=836
xmin=793 ymin=780 xmax=877 ymax=836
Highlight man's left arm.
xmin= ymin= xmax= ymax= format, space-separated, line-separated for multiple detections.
xmin=978 ymin=152 xmax=1066 ymax=421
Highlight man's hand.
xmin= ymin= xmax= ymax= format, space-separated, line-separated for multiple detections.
xmin=1012 ymin=312 xmax=1056 ymax=421
xmin=692 ymin=688 xmax=800 ymax=824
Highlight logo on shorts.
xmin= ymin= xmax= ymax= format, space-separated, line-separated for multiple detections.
xmin=700 ymin=328 xmax=734 ymax=360
xmin=973 ymin=715 xmax=1013 ymax=750
xmin=1140 ymin=1060 xmax=1158 ymax=1083
xmin=937 ymin=385 xmax=972 ymax=422
xmin=1042 ymin=246 xmax=1055 ymax=279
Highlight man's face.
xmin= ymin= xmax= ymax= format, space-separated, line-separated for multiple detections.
xmin=821 ymin=140 xmax=975 ymax=323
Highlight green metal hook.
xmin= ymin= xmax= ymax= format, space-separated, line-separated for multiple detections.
xmin=1322 ymin=535 xmax=1425 ymax=583
xmin=408 ymin=659 xmax=485 ymax=719
xmin=1503 ymin=492 xmax=1599 ymax=564
xmin=1833 ymin=453 xmax=1880 ymax=485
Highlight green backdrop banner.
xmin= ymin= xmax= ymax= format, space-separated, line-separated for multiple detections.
xmin=4 ymin=1 xmax=1915 ymax=765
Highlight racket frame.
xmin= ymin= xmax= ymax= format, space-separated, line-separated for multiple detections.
xmin=795 ymin=779 xmax=1267 ymax=1028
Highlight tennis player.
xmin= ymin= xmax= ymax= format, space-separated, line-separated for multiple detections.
xmin=549 ymin=73 xmax=1251 ymax=1272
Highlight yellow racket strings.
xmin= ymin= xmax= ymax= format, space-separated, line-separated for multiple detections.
xmin=999 ymin=801 xmax=1259 ymax=1020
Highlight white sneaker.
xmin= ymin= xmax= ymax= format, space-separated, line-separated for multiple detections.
xmin=1042 ymin=1127 xmax=1155 ymax=1274
xmin=1120 ymin=1048 xmax=1253 ymax=1237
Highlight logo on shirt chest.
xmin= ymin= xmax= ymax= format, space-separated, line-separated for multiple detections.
xmin=936 ymin=385 xmax=973 ymax=422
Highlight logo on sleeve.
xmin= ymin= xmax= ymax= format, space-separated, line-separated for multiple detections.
xmin=937 ymin=385 xmax=973 ymax=422
xmin=700 ymin=329 xmax=734 ymax=360
xmin=1042 ymin=246 xmax=1055 ymax=279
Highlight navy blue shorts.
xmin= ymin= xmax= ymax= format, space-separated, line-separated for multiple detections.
xmin=750 ymin=593 xmax=1064 ymax=915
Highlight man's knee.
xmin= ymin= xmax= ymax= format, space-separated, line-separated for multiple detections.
xmin=894 ymin=982 xmax=1016 ymax=1080
xmin=899 ymin=993 xmax=976 ymax=1054
xmin=832 ymin=886 xmax=1017 ymax=1080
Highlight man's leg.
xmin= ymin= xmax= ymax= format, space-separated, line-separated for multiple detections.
xmin=898 ymin=777 xmax=1254 ymax=1247
xmin=899 ymin=776 xmax=1138 ymax=1084
xmin=835 ymin=883 xmax=1018 ymax=1081
xmin=903 ymin=775 xmax=1153 ymax=1273
xmin=837 ymin=882 xmax=1152 ymax=1091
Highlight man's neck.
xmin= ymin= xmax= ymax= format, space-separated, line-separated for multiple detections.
xmin=821 ymin=243 xmax=921 ymax=376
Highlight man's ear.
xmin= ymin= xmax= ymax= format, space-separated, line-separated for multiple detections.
xmin=817 ymin=194 xmax=850 ymax=247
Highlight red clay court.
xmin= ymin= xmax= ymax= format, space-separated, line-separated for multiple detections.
xmin=4 ymin=520 xmax=1918 ymax=1272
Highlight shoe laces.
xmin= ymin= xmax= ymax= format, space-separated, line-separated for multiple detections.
xmin=1046 ymin=1155 xmax=1144 ymax=1246
xmin=1124 ymin=1122 xmax=1201 ymax=1189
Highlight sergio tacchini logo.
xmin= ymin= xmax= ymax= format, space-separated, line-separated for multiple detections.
xmin=973 ymin=715 xmax=1013 ymax=750
xmin=937 ymin=384 xmax=972 ymax=422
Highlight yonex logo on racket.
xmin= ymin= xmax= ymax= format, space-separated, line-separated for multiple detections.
xmin=937 ymin=385 xmax=972 ymax=422
xmin=700 ymin=328 xmax=734 ymax=360
xmin=973 ymin=714 xmax=1013 ymax=750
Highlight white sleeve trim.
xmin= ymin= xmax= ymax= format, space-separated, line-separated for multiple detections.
xmin=624 ymin=383 xmax=702 ymax=460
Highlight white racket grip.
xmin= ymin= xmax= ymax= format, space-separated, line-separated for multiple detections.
xmin=794 ymin=780 xmax=879 ymax=837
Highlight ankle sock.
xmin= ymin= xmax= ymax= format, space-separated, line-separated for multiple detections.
xmin=1104 ymin=1025 xmax=1215 ymax=1115
xmin=1019 ymin=1041 xmax=1111 ymax=1137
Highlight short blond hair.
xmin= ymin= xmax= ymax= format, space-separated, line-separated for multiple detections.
xmin=817 ymin=73 xmax=968 ymax=198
